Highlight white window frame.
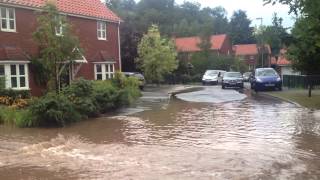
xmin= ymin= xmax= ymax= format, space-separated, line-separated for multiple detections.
xmin=94 ymin=63 xmax=115 ymax=80
xmin=1 ymin=63 xmax=29 ymax=90
xmin=55 ymin=16 xmax=63 ymax=36
xmin=0 ymin=7 xmax=16 ymax=32
xmin=97 ymin=21 xmax=107 ymax=40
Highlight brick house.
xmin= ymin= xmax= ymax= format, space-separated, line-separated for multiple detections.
xmin=271 ymin=49 xmax=300 ymax=78
xmin=233 ymin=44 xmax=271 ymax=71
xmin=0 ymin=0 xmax=121 ymax=96
xmin=174 ymin=34 xmax=232 ymax=61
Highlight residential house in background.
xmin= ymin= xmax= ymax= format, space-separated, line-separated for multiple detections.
xmin=271 ymin=49 xmax=300 ymax=78
xmin=174 ymin=34 xmax=232 ymax=61
xmin=0 ymin=0 xmax=121 ymax=96
xmin=233 ymin=44 xmax=271 ymax=71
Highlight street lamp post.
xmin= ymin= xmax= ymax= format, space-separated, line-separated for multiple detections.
xmin=256 ymin=17 xmax=264 ymax=68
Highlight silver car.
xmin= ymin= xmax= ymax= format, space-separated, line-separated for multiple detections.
xmin=202 ymin=70 xmax=226 ymax=85
xmin=222 ymin=72 xmax=244 ymax=89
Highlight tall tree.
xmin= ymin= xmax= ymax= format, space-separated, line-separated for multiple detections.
xmin=255 ymin=13 xmax=290 ymax=56
xmin=229 ymin=10 xmax=256 ymax=44
xmin=33 ymin=2 xmax=80 ymax=93
xmin=136 ymin=25 xmax=178 ymax=84
xmin=265 ymin=0 xmax=320 ymax=96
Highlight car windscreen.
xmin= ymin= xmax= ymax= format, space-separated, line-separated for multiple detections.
xmin=205 ymin=71 xmax=218 ymax=76
xmin=256 ymin=69 xmax=277 ymax=77
xmin=224 ymin=73 xmax=242 ymax=78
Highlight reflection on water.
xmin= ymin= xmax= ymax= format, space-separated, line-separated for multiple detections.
xmin=0 ymin=90 xmax=320 ymax=179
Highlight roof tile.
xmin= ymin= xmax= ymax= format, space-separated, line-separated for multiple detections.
xmin=233 ymin=44 xmax=258 ymax=55
xmin=175 ymin=34 xmax=228 ymax=52
xmin=2 ymin=0 xmax=121 ymax=22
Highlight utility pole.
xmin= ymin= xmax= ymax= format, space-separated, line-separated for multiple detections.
xmin=256 ymin=17 xmax=264 ymax=68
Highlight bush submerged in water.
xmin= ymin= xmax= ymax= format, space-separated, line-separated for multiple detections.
xmin=28 ymin=93 xmax=82 ymax=127
xmin=0 ymin=74 xmax=141 ymax=128
xmin=92 ymin=80 xmax=119 ymax=113
xmin=0 ymin=106 xmax=33 ymax=127
xmin=62 ymin=79 xmax=99 ymax=118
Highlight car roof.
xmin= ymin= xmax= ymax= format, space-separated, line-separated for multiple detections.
xmin=256 ymin=68 xmax=274 ymax=71
xmin=205 ymin=70 xmax=226 ymax=72
xmin=225 ymin=72 xmax=241 ymax=73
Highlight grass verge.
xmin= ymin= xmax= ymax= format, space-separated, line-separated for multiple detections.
xmin=265 ymin=89 xmax=320 ymax=109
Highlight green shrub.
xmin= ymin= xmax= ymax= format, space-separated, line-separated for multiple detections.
xmin=62 ymin=79 xmax=98 ymax=118
xmin=92 ymin=80 xmax=119 ymax=113
xmin=28 ymin=93 xmax=81 ymax=127
xmin=116 ymin=77 xmax=141 ymax=106
xmin=0 ymin=106 xmax=33 ymax=127
xmin=0 ymin=89 xmax=31 ymax=99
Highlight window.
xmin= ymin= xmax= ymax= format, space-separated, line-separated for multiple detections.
xmin=0 ymin=64 xmax=29 ymax=90
xmin=55 ymin=16 xmax=63 ymax=36
xmin=94 ymin=63 xmax=115 ymax=80
xmin=0 ymin=65 xmax=4 ymax=88
xmin=97 ymin=21 xmax=107 ymax=40
xmin=0 ymin=65 xmax=4 ymax=77
xmin=0 ymin=7 xmax=16 ymax=32
xmin=9 ymin=64 xmax=27 ymax=89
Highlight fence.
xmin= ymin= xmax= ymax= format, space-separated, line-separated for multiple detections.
xmin=283 ymin=75 xmax=320 ymax=89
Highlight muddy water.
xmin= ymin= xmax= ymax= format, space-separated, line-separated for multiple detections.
xmin=0 ymin=87 xmax=320 ymax=179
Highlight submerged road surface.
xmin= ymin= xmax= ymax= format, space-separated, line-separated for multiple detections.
xmin=0 ymin=86 xmax=319 ymax=179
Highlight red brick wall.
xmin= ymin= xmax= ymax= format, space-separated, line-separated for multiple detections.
xmin=219 ymin=36 xmax=232 ymax=55
xmin=0 ymin=6 xmax=120 ymax=96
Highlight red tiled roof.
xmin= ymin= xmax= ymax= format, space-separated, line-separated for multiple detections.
xmin=175 ymin=34 xmax=228 ymax=52
xmin=2 ymin=0 xmax=121 ymax=22
xmin=271 ymin=49 xmax=291 ymax=66
xmin=233 ymin=44 xmax=258 ymax=55
xmin=0 ymin=46 xmax=28 ymax=60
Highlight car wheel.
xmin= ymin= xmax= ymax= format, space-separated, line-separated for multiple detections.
xmin=222 ymin=85 xmax=225 ymax=89
xmin=278 ymin=86 xmax=282 ymax=91
xmin=202 ymin=82 xmax=206 ymax=86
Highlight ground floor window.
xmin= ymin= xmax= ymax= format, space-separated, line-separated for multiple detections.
xmin=0 ymin=63 xmax=29 ymax=90
xmin=94 ymin=63 xmax=115 ymax=80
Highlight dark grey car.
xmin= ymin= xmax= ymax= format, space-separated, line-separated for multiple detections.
xmin=222 ymin=72 xmax=244 ymax=89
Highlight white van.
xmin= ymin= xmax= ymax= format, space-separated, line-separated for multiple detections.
xmin=202 ymin=70 xmax=226 ymax=85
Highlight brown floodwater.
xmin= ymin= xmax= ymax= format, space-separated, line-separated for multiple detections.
xmin=0 ymin=87 xmax=319 ymax=179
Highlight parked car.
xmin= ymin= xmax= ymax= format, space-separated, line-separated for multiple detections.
xmin=243 ymin=72 xmax=252 ymax=82
xmin=123 ymin=72 xmax=145 ymax=90
xmin=202 ymin=70 xmax=226 ymax=85
xmin=250 ymin=68 xmax=282 ymax=91
xmin=222 ymin=72 xmax=244 ymax=89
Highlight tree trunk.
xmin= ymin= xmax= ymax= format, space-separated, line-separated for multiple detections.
xmin=309 ymin=84 xmax=312 ymax=97
xmin=55 ymin=63 xmax=59 ymax=94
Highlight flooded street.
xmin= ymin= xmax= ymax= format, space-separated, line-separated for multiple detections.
xmin=0 ymin=86 xmax=320 ymax=179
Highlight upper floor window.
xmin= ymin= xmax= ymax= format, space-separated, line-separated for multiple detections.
xmin=55 ymin=16 xmax=63 ymax=36
xmin=97 ymin=21 xmax=107 ymax=40
xmin=0 ymin=7 xmax=16 ymax=32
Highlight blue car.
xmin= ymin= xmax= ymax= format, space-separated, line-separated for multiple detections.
xmin=250 ymin=68 xmax=282 ymax=91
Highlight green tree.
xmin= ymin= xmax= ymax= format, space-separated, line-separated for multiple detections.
xmin=229 ymin=10 xmax=256 ymax=44
xmin=255 ymin=13 xmax=290 ymax=56
xmin=286 ymin=17 xmax=320 ymax=75
xmin=136 ymin=25 xmax=178 ymax=84
xmin=33 ymin=2 xmax=80 ymax=93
